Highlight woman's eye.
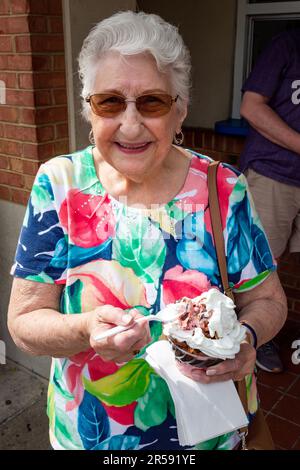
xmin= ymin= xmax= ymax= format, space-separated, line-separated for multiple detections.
xmin=101 ymin=97 xmax=123 ymax=105
xmin=144 ymin=96 xmax=163 ymax=104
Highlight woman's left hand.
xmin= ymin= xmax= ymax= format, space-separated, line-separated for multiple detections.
xmin=176 ymin=342 xmax=256 ymax=383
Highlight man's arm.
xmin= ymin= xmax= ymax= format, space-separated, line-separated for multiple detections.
xmin=240 ymin=91 xmax=300 ymax=155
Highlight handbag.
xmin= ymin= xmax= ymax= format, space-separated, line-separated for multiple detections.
xmin=207 ymin=160 xmax=275 ymax=450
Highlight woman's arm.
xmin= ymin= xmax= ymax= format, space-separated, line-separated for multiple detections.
xmin=8 ymin=278 xmax=150 ymax=361
xmin=235 ymin=271 xmax=287 ymax=348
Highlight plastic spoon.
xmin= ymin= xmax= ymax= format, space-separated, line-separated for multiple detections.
xmin=93 ymin=303 xmax=187 ymax=342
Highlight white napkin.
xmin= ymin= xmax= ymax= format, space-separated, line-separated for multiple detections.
xmin=145 ymin=340 xmax=248 ymax=447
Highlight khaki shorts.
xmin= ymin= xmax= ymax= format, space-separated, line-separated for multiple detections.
xmin=245 ymin=168 xmax=300 ymax=258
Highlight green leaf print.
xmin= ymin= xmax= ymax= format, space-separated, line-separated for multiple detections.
xmin=61 ymin=279 xmax=83 ymax=314
xmin=82 ymin=359 xmax=153 ymax=406
xmin=134 ymin=374 xmax=174 ymax=431
xmin=26 ymin=271 xmax=55 ymax=284
xmin=47 ymin=383 xmax=55 ymax=430
xmin=113 ymin=211 xmax=166 ymax=283
xmin=53 ymin=361 xmax=74 ymax=400
xmin=55 ymin=407 xmax=82 ymax=450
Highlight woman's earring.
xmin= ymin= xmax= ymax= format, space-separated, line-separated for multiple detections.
xmin=173 ymin=130 xmax=184 ymax=146
xmin=89 ymin=129 xmax=95 ymax=145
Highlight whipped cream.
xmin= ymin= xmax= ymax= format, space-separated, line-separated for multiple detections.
xmin=163 ymin=288 xmax=246 ymax=360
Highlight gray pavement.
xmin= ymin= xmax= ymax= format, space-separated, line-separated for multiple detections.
xmin=0 ymin=359 xmax=49 ymax=450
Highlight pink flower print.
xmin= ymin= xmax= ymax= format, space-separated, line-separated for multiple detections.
xmin=162 ymin=265 xmax=211 ymax=304
xmin=102 ymin=402 xmax=137 ymax=426
xmin=59 ymin=190 xmax=115 ymax=248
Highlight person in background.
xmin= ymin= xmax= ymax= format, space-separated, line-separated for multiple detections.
xmin=240 ymin=29 xmax=300 ymax=373
xmin=7 ymin=11 xmax=287 ymax=450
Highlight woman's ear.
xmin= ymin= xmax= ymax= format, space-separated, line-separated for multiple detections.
xmin=176 ymin=102 xmax=188 ymax=133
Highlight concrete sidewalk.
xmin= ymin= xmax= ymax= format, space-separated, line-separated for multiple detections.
xmin=0 ymin=359 xmax=49 ymax=450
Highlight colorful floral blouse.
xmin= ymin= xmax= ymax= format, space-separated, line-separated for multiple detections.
xmin=11 ymin=146 xmax=276 ymax=450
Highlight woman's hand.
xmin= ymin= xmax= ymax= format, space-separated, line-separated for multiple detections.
xmin=176 ymin=342 xmax=256 ymax=384
xmin=87 ymin=305 xmax=151 ymax=363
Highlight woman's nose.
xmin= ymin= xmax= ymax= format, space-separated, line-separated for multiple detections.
xmin=119 ymin=103 xmax=143 ymax=137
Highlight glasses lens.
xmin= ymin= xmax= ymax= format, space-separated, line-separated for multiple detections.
xmin=90 ymin=94 xmax=125 ymax=116
xmin=137 ymin=94 xmax=173 ymax=116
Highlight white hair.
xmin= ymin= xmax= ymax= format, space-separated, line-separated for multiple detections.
xmin=78 ymin=10 xmax=191 ymax=121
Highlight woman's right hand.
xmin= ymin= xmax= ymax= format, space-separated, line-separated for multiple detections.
xmin=86 ymin=305 xmax=151 ymax=363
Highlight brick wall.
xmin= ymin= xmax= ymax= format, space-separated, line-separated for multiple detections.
xmin=0 ymin=0 xmax=69 ymax=205
xmin=183 ymin=126 xmax=300 ymax=321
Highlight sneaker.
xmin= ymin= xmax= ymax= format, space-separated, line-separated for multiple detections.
xmin=255 ymin=340 xmax=283 ymax=373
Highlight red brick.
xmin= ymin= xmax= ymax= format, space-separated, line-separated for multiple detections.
xmin=37 ymin=142 xmax=55 ymax=159
xmin=52 ymin=89 xmax=67 ymax=105
xmin=34 ymin=89 xmax=51 ymax=106
xmin=0 ymin=0 xmax=10 ymax=14
xmin=36 ymin=125 xmax=54 ymax=142
xmin=0 ymin=124 xmax=3 ymax=137
xmin=0 ymin=170 xmax=24 ymax=187
xmin=53 ymin=55 xmax=65 ymax=71
xmin=6 ymin=89 xmax=35 ymax=107
xmin=20 ymin=108 xmax=36 ymax=124
xmin=266 ymin=414 xmax=300 ymax=449
xmin=0 ymin=107 xmax=19 ymax=122
xmin=203 ymin=130 xmax=215 ymax=149
xmin=24 ymin=174 xmax=35 ymax=189
xmin=33 ymin=72 xmax=66 ymax=89
xmin=11 ymin=0 xmax=30 ymax=14
xmin=35 ymin=106 xmax=67 ymax=124
xmin=22 ymin=142 xmax=38 ymax=158
xmin=0 ymin=140 xmax=22 ymax=156
xmin=4 ymin=124 xmax=37 ymax=142
xmin=15 ymin=36 xmax=32 ymax=53
xmin=0 ymin=155 xmax=9 ymax=170
xmin=54 ymin=140 xmax=69 ymax=155
xmin=284 ymin=286 xmax=300 ymax=301
xmin=11 ymin=188 xmax=30 ymax=205
xmin=9 ymin=157 xmax=24 ymax=172
xmin=0 ymin=36 xmax=13 ymax=52
xmin=55 ymin=123 xmax=68 ymax=139
xmin=0 ymin=185 xmax=12 ymax=201
xmin=0 ymin=72 xmax=17 ymax=88
xmin=48 ymin=16 xmax=63 ymax=33
xmin=23 ymin=159 xmax=39 ymax=175
xmin=0 ymin=16 xmax=29 ymax=34
xmin=18 ymin=73 xmax=34 ymax=89
xmin=31 ymin=35 xmax=64 ymax=53
xmin=32 ymin=55 xmax=52 ymax=71
xmin=28 ymin=15 xmax=47 ymax=33
xmin=0 ymin=56 xmax=8 ymax=70
xmin=294 ymin=302 xmax=300 ymax=313
xmin=48 ymin=0 xmax=62 ymax=15
xmin=28 ymin=0 xmax=48 ymax=14
xmin=4 ymin=55 xmax=33 ymax=71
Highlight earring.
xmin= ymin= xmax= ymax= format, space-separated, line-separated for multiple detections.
xmin=173 ymin=130 xmax=184 ymax=146
xmin=89 ymin=129 xmax=95 ymax=145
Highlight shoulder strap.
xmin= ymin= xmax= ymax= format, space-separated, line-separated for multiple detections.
xmin=207 ymin=161 xmax=234 ymax=301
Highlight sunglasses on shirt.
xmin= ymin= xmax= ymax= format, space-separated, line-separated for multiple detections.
xmin=85 ymin=92 xmax=179 ymax=118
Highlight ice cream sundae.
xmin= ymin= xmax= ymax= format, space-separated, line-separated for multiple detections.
xmin=163 ymin=288 xmax=246 ymax=368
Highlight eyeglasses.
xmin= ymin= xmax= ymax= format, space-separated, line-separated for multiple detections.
xmin=85 ymin=92 xmax=179 ymax=118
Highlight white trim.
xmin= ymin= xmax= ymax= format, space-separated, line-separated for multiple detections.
xmin=62 ymin=0 xmax=76 ymax=152
xmin=232 ymin=0 xmax=300 ymax=118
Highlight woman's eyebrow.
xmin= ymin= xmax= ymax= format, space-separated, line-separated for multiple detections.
xmin=97 ymin=88 xmax=168 ymax=95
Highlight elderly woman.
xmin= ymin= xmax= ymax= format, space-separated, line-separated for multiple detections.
xmin=8 ymin=11 xmax=286 ymax=450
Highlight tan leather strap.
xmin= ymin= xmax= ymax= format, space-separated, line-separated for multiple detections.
xmin=208 ymin=161 xmax=248 ymax=438
xmin=207 ymin=161 xmax=234 ymax=302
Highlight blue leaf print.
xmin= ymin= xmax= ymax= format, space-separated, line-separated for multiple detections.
xmin=78 ymin=391 xmax=110 ymax=450
xmin=92 ymin=435 xmax=140 ymax=450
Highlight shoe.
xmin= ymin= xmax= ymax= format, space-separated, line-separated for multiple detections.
xmin=255 ymin=340 xmax=283 ymax=373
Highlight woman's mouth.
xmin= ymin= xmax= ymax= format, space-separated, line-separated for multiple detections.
xmin=115 ymin=142 xmax=152 ymax=154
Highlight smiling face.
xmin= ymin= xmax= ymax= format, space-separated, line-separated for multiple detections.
xmin=89 ymin=51 xmax=187 ymax=183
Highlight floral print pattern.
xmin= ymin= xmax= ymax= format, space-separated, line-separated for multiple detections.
xmin=11 ymin=146 xmax=276 ymax=450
